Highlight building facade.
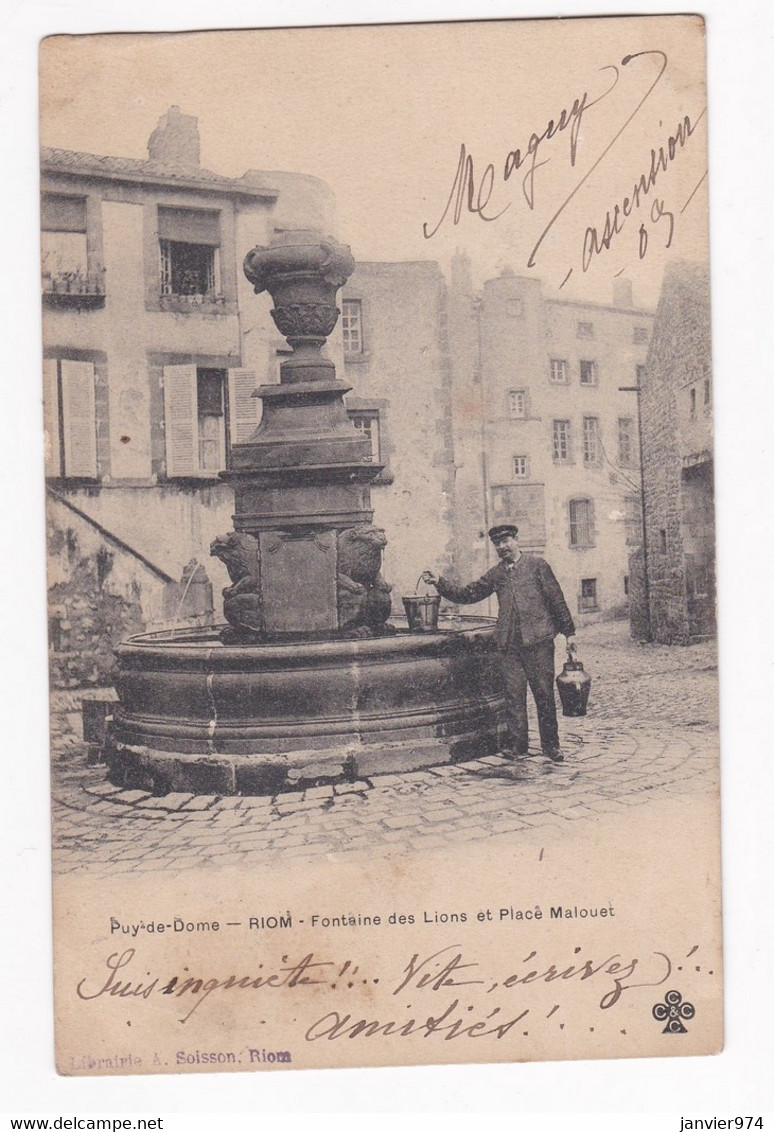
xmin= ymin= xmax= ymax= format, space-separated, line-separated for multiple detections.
xmin=444 ymin=256 xmax=653 ymax=626
xmin=43 ymin=107 xmax=335 ymax=683
xmin=630 ymin=261 xmax=714 ymax=644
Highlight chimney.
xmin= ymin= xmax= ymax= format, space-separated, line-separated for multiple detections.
xmin=147 ymin=106 xmax=200 ymax=167
xmin=613 ymin=278 xmax=634 ymax=308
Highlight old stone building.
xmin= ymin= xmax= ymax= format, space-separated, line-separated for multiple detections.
xmin=444 ymin=255 xmax=653 ymax=626
xmin=630 ymin=261 xmax=714 ymax=644
xmin=42 ymin=107 xmax=335 ymax=683
xmin=339 ymin=261 xmax=456 ymax=602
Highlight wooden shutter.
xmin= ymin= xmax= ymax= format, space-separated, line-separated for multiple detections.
xmin=42 ymin=358 xmax=61 ymax=477
xmin=162 ymin=364 xmax=199 ymax=476
xmin=60 ymin=360 xmax=97 ymax=477
xmin=228 ymin=369 xmax=260 ymax=444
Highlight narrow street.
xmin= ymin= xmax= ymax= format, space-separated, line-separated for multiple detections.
xmin=50 ymin=620 xmax=719 ymax=877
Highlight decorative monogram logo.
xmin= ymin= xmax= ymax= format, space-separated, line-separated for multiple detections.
xmin=652 ymin=990 xmax=696 ymax=1034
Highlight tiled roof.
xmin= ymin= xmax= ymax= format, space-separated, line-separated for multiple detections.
xmin=40 ymin=146 xmax=277 ymax=199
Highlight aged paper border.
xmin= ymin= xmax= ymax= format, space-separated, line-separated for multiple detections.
xmin=3 ymin=0 xmax=773 ymax=1117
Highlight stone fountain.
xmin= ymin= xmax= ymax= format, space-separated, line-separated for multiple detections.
xmin=106 ymin=232 xmax=505 ymax=795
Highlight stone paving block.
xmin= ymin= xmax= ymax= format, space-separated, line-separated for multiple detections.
xmin=270 ymin=833 xmax=309 ymax=849
xmin=382 ymin=813 xmax=426 ymax=830
xmin=113 ymin=789 xmax=152 ymax=804
xmin=85 ymin=782 xmax=123 ymax=797
xmin=422 ymin=806 xmax=464 ymax=823
xmin=333 ymin=781 xmax=370 ymax=795
xmin=208 ymin=810 xmax=250 ymax=825
xmin=160 ymin=792 xmax=196 ymax=809
xmin=274 ymin=790 xmax=305 ymax=804
xmin=214 ymin=796 xmax=245 ymax=809
xmin=87 ymin=800 xmax=129 ymax=816
xmin=427 ymin=765 xmax=466 ymax=778
xmin=137 ymin=795 xmax=182 ymax=810
xmin=106 ymin=846 xmax=149 ymax=862
xmin=489 ymin=817 xmax=531 ymax=834
xmin=180 ymin=795 xmax=218 ymax=811
xmin=232 ymin=836 xmax=276 ymax=851
xmin=304 ymin=785 xmax=334 ymax=801
xmin=368 ymin=774 xmax=406 ymax=786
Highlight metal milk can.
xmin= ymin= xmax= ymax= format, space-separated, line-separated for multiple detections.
xmin=556 ymin=650 xmax=592 ymax=717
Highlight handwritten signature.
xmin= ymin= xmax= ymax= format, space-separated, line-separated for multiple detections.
xmin=422 ymin=50 xmax=706 ymax=284
xmin=74 ymin=942 xmax=672 ymax=1036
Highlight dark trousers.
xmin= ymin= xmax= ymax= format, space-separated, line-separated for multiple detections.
xmin=500 ymin=639 xmax=559 ymax=753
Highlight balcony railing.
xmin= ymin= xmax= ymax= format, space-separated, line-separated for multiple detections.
xmin=157 ymin=290 xmax=228 ymax=312
xmin=42 ymin=270 xmax=106 ymax=309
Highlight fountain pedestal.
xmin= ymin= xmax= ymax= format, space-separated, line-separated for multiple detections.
xmin=106 ymin=231 xmax=505 ymax=794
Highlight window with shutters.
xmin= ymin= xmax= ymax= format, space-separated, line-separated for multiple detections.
xmin=162 ymin=364 xmax=259 ymax=477
xmin=157 ymin=207 xmax=222 ymax=305
xmin=41 ymin=193 xmax=104 ymax=306
xmin=42 ymin=358 xmax=98 ymax=478
xmin=568 ymin=498 xmax=595 ymax=548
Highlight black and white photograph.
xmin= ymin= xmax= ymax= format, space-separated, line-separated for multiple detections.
xmin=36 ymin=16 xmax=725 ymax=1077
xmin=11 ymin=4 xmax=774 ymax=1116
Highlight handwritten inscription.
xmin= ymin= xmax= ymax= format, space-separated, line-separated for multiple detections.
xmin=74 ymin=941 xmax=673 ymax=1036
xmin=422 ymin=50 xmax=705 ymax=285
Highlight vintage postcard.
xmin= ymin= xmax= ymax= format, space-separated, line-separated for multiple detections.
xmin=41 ymin=15 xmax=720 ymax=1076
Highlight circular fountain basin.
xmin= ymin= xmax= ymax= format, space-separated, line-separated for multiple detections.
xmin=106 ymin=617 xmax=506 ymax=795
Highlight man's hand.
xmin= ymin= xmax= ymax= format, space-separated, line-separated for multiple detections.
xmin=421 ymin=570 xmax=440 ymax=587
xmin=565 ymin=634 xmax=577 ymax=652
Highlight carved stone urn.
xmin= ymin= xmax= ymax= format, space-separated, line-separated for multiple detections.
xmin=217 ymin=230 xmax=390 ymax=638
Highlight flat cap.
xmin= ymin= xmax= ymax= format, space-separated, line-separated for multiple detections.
xmin=488 ymin=523 xmax=519 ymax=541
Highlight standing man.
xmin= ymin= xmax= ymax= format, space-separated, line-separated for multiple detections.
xmin=423 ymin=524 xmax=576 ymax=761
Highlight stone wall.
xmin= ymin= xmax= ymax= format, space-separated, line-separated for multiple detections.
xmin=47 ymin=493 xmax=215 ymax=687
xmin=636 ymin=261 xmax=714 ymax=644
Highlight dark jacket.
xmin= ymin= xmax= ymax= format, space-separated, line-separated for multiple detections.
xmin=437 ymin=554 xmax=575 ymax=649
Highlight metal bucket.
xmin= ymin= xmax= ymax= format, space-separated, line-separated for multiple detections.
xmin=402 ymin=593 xmax=441 ymax=632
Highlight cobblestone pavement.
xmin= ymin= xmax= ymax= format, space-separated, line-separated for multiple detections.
xmin=49 ymin=620 xmax=719 ymax=877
